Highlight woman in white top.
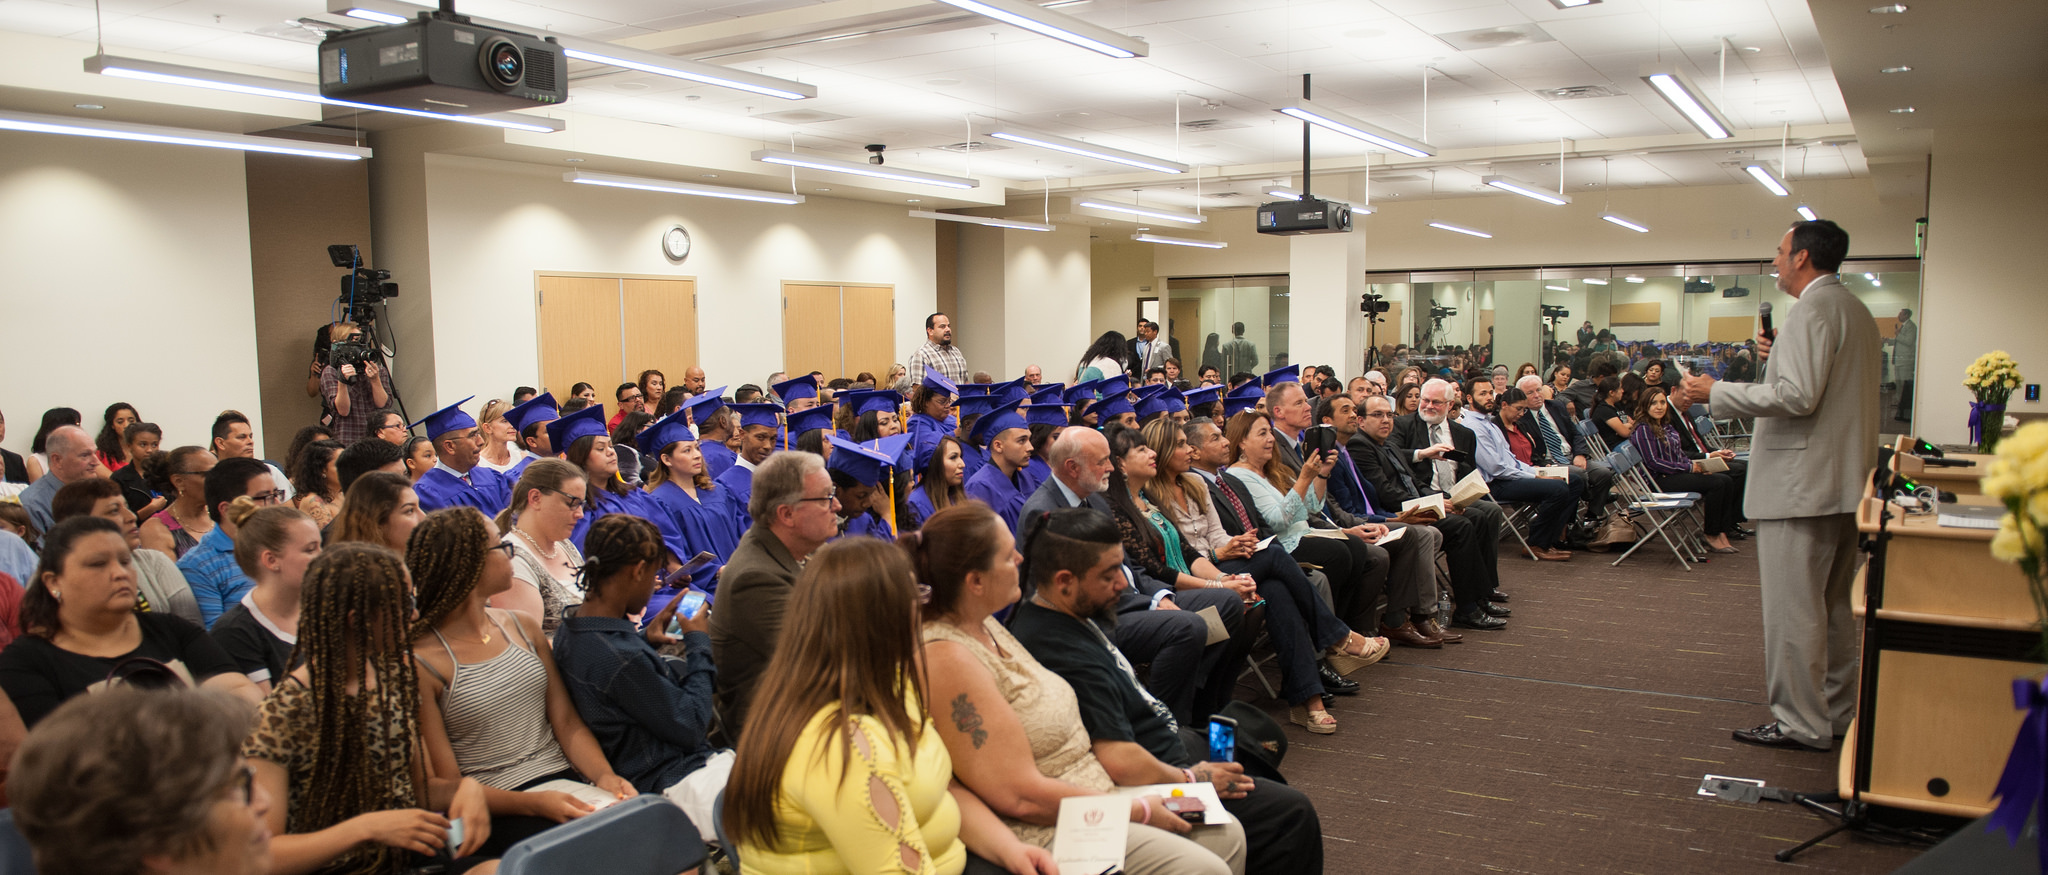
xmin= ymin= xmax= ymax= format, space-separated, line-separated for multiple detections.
xmin=1073 ymin=331 xmax=1130 ymax=383
xmin=475 ymin=399 xmax=530 ymax=475
xmin=492 ymin=459 xmax=585 ymax=634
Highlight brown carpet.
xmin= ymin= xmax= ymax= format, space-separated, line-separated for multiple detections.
xmin=1242 ymin=540 xmax=1934 ymax=874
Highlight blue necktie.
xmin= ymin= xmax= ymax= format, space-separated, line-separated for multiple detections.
xmin=1535 ymin=409 xmax=1568 ymax=464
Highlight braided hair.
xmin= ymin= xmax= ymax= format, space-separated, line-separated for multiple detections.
xmin=404 ymin=507 xmax=494 ymax=634
xmin=578 ymin=514 xmax=663 ymax=599
xmin=290 ymin=542 xmax=422 ymax=870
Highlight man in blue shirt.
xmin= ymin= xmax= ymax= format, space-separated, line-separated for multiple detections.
xmin=176 ymin=457 xmax=280 ymax=628
xmin=1459 ymin=378 xmax=1581 ymax=559
xmin=18 ymin=426 xmax=101 ymax=533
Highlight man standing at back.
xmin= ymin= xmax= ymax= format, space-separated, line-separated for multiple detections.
xmin=1220 ymin=322 xmax=1259 ymax=377
xmin=1682 ymin=220 xmax=1878 ymax=752
xmin=906 ymin=312 xmax=969 ymax=386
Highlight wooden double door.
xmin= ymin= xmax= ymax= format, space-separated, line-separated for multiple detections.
xmin=535 ymin=274 xmax=698 ymax=401
xmin=782 ymin=282 xmax=894 ymax=381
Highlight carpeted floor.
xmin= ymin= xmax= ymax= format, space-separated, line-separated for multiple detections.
xmin=1244 ymin=539 xmax=1938 ymax=874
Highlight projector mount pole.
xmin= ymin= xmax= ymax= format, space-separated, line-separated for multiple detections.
xmin=1300 ymin=74 xmax=1312 ymax=201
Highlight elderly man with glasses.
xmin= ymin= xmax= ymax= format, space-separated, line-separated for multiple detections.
xmin=174 ymin=456 xmax=286 ymax=629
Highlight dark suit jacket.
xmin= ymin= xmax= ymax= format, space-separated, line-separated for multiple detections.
xmin=1388 ymin=412 xmax=1477 ymax=489
xmin=1350 ymin=432 xmax=1425 ymax=506
xmin=1273 ymin=427 xmax=1373 ymax=527
xmin=709 ymin=523 xmax=802 ymax=738
xmin=1017 ymin=476 xmax=1169 ymax=612
xmin=1198 ymin=469 xmax=1273 ymax=540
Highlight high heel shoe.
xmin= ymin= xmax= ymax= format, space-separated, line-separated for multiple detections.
xmin=1325 ymin=633 xmax=1390 ymax=675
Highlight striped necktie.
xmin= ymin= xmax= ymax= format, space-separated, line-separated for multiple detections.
xmin=1534 ymin=408 xmax=1568 ymax=464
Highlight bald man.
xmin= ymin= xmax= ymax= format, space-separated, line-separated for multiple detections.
xmin=682 ymin=367 xmax=707 ymax=396
xmin=19 ymin=425 xmax=103 ymax=532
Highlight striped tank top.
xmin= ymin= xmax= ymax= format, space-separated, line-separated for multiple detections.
xmin=415 ymin=612 xmax=574 ymax=790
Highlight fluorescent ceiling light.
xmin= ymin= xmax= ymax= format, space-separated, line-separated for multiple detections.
xmin=559 ymin=43 xmax=814 ymax=101
xmin=1133 ymin=233 xmax=1225 ymax=249
xmin=1075 ymin=199 xmax=1205 ymax=224
xmin=565 ymin=171 xmax=803 ymax=204
xmin=0 ymin=107 xmax=369 ymax=160
xmin=752 ymin=149 xmax=978 ymax=189
xmin=1545 ymin=285 xmax=1569 ymax=291
xmin=1482 ymin=175 xmax=1571 ymax=205
xmin=987 ymin=127 xmax=1185 ymax=173
xmin=1641 ymin=67 xmax=1734 ymax=140
xmin=909 ymin=210 xmax=1053 ymax=231
xmin=1744 ymin=163 xmax=1790 ymax=196
xmin=1274 ymin=98 xmax=1435 ymax=157
xmin=1601 ymin=213 xmax=1651 ymax=233
xmin=338 ymin=6 xmax=408 ymax=24
xmin=1427 ymin=221 xmax=1491 ymax=239
xmin=1584 ymin=278 xmax=1609 ymax=285
xmin=85 ymin=54 xmax=563 ymax=133
xmin=329 ymin=0 xmax=813 ymax=99
xmin=1263 ymin=186 xmax=1302 ymax=200
xmin=1796 ymin=205 xmax=1819 ymax=221
xmin=928 ymin=0 xmax=1148 ymax=58
xmin=1624 ymin=275 xmax=1645 ymax=283
xmin=1863 ymin=273 xmax=1877 ymax=280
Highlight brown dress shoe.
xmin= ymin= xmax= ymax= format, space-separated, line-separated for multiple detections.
xmin=1534 ymin=547 xmax=1574 ymax=561
xmin=1379 ymin=621 xmax=1443 ymax=649
xmin=1414 ymin=617 xmax=1463 ymax=644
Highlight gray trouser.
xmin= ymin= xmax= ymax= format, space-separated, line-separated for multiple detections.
xmin=1756 ymin=513 xmax=1862 ymax=747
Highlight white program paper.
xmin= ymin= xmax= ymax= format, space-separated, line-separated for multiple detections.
xmin=524 ymin=779 xmax=623 ymax=811
xmin=1054 ymin=795 xmax=1128 ymax=875
xmin=1371 ymin=526 xmax=1406 ymax=546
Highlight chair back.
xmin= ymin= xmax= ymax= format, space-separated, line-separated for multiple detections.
xmin=0 ymin=810 xmax=36 ymax=875
xmin=498 ymin=795 xmax=705 ymax=875
xmin=713 ymin=790 xmax=736 ymax=868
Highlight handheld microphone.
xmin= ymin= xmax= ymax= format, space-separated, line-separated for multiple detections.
xmin=1757 ymin=302 xmax=1776 ymax=342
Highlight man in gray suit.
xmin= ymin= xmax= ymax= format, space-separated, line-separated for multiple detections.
xmin=1681 ymin=220 xmax=1879 ymax=751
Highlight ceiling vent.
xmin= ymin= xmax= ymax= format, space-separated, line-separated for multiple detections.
xmin=1181 ymin=118 xmax=1248 ymax=132
xmin=253 ymin=18 xmax=344 ymax=44
xmin=932 ymin=141 xmax=1010 ymax=153
xmin=751 ymin=108 xmax=850 ymax=124
xmin=1206 ymin=191 xmax=1249 ymax=199
xmin=1433 ymin=23 xmax=1556 ymax=51
xmin=1535 ymin=84 xmax=1624 ymax=101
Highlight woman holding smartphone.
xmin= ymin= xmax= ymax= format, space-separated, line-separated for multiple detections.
xmin=550 ymin=514 xmax=730 ymax=839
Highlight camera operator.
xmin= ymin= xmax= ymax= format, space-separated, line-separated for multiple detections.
xmin=318 ymin=321 xmax=392 ymax=444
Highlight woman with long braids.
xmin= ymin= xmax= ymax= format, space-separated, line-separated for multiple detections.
xmin=639 ymin=414 xmax=743 ymax=595
xmin=491 ymin=460 xmax=585 ymax=633
xmin=551 ymin=514 xmax=730 ymax=838
xmin=406 ymin=508 xmax=635 ymax=856
xmin=905 ymin=435 xmax=967 ymax=532
xmin=245 ymin=542 xmax=496 ymax=874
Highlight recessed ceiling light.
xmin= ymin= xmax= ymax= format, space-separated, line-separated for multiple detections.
xmin=1880 ymin=65 xmax=1912 ymax=73
xmin=564 ymin=157 xmax=584 ymax=163
xmin=1869 ymin=3 xmax=1907 ymax=12
xmin=907 ymin=199 xmax=921 ymax=202
xmin=1890 ymin=106 xmax=1915 ymax=113
xmin=816 ymin=188 xmax=830 ymax=191
xmin=701 ymin=173 xmax=718 ymax=178
xmin=73 ymin=103 xmax=104 ymax=110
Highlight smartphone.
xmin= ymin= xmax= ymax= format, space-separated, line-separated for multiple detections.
xmin=446 ymin=819 xmax=464 ymax=854
xmin=667 ymin=590 xmax=709 ymax=636
xmin=1303 ymin=425 xmax=1339 ymax=458
xmin=1441 ymin=449 xmax=1473 ymax=465
xmin=1207 ymin=715 xmax=1237 ymax=763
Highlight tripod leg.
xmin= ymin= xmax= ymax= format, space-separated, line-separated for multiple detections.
xmin=1775 ymin=820 xmax=1855 ymax=863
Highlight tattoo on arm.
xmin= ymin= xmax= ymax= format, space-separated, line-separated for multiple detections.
xmin=949 ymin=693 xmax=989 ymax=749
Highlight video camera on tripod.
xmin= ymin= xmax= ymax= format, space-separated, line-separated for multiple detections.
xmin=1429 ymin=303 xmax=1457 ymax=322
xmin=1358 ymin=292 xmax=1390 ymax=321
xmin=326 ymin=244 xmax=398 ymax=385
xmin=1540 ymin=304 xmax=1570 ymax=325
xmin=328 ymin=244 xmax=399 ymax=325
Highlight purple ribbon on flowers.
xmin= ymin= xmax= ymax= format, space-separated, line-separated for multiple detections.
xmin=1988 ymin=676 xmax=2048 ymax=868
xmin=1969 ymin=400 xmax=2000 ymax=444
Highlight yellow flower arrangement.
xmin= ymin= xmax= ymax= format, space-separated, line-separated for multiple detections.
xmin=1985 ymin=421 xmax=2048 ymax=654
xmin=1966 ymin=351 xmax=2026 ymax=453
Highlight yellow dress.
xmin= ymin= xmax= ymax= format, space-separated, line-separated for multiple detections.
xmin=739 ymin=699 xmax=966 ymax=875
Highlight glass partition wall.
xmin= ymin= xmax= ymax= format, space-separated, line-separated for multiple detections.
xmin=1354 ymin=258 xmax=1921 ymax=431
xmin=1164 ymin=275 xmax=1291 ymax=380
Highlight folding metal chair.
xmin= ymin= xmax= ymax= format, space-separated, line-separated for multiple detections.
xmin=1603 ymin=446 xmax=1704 ymax=569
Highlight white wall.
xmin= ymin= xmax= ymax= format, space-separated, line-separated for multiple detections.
xmin=1001 ymin=224 xmax=1093 ymax=381
xmin=0 ymin=130 xmax=265 ymax=457
xmin=407 ymin=154 xmax=938 ymax=407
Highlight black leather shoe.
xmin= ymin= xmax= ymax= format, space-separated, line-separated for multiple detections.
xmin=1451 ymin=609 xmax=1507 ymax=631
xmin=1733 ymin=525 xmax=1756 ymax=537
xmin=1728 ymin=529 xmax=1750 ymax=541
xmin=1487 ymin=590 xmax=1510 ymax=603
xmin=1481 ymin=602 xmax=1511 ymax=618
xmin=1318 ymin=664 xmax=1360 ymax=695
xmin=1731 ymin=722 xmax=1828 ymax=751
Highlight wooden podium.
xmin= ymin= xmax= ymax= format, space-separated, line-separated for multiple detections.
xmin=1844 ymin=449 xmax=2040 ymax=818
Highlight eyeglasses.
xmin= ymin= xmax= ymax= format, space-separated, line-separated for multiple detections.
xmin=377 ymin=421 xmax=405 ymax=432
xmin=538 ymin=487 xmax=585 ymax=512
xmin=488 ymin=542 xmax=516 ymax=559
xmin=1417 ymin=398 xmax=1449 ymax=408
xmin=251 ymin=489 xmax=288 ymax=505
xmin=798 ymin=490 xmax=839 ymax=506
